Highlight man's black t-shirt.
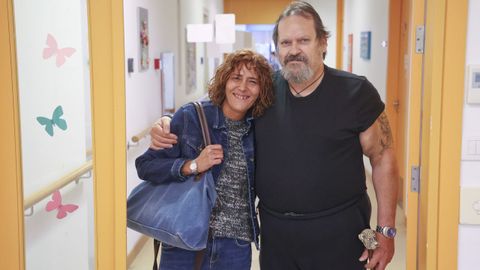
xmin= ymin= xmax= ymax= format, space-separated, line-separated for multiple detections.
xmin=255 ymin=66 xmax=385 ymax=213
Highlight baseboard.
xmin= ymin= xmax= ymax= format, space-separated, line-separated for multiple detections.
xmin=127 ymin=235 xmax=150 ymax=268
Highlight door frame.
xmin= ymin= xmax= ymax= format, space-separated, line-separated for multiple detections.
xmin=336 ymin=0 xmax=344 ymax=69
xmin=88 ymin=0 xmax=127 ymax=269
xmin=0 ymin=0 xmax=127 ymax=269
xmin=403 ymin=0 xmax=424 ymax=268
xmin=0 ymin=0 xmax=25 ymax=268
xmin=417 ymin=0 xmax=467 ymax=269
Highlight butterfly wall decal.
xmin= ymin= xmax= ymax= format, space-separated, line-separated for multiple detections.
xmin=36 ymin=105 xmax=68 ymax=137
xmin=42 ymin=33 xmax=76 ymax=67
xmin=45 ymin=190 xmax=79 ymax=219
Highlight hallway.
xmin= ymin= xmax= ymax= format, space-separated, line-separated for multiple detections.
xmin=2 ymin=0 xmax=477 ymax=269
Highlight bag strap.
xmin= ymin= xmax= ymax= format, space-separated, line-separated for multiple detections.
xmin=194 ymin=250 xmax=206 ymax=270
xmin=152 ymin=239 xmax=204 ymax=270
xmin=153 ymin=239 xmax=161 ymax=270
xmin=192 ymin=102 xmax=211 ymax=146
xmin=152 ymin=240 xmax=205 ymax=270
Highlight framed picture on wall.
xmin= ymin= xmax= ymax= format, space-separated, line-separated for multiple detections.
xmin=360 ymin=31 xmax=371 ymax=60
xmin=138 ymin=7 xmax=149 ymax=71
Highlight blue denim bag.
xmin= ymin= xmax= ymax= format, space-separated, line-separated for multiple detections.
xmin=127 ymin=102 xmax=217 ymax=251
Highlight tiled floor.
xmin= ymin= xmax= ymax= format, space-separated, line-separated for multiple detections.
xmin=129 ymin=174 xmax=406 ymax=270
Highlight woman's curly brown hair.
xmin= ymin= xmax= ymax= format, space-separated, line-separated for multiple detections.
xmin=208 ymin=49 xmax=274 ymax=118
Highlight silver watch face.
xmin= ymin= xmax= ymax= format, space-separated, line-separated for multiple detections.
xmin=386 ymin=228 xmax=397 ymax=238
xmin=376 ymin=226 xmax=397 ymax=238
xmin=189 ymin=160 xmax=197 ymax=173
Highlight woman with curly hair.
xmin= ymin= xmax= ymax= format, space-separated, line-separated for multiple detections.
xmin=136 ymin=49 xmax=273 ymax=270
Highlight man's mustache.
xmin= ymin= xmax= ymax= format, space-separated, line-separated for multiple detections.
xmin=284 ymin=54 xmax=309 ymax=65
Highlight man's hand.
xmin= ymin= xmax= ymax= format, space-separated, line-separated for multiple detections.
xmin=359 ymin=234 xmax=394 ymax=270
xmin=150 ymin=116 xmax=177 ymax=150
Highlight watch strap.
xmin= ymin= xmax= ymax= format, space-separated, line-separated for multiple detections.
xmin=376 ymin=225 xmax=396 ymax=238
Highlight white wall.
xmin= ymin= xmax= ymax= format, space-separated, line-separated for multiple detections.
xmin=305 ymin=0 xmax=337 ymax=68
xmin=124 ymin=0 xmax=180 ymax=141
xmin=343 ymin=0 xmax=389 ymax=101
xmin=124 ymin=0 xmax=180 ymax=253
xmin=458 ymin=0 xmax=480 ymax=269
xmin=124 ymin=0 xmax=224 ymax=254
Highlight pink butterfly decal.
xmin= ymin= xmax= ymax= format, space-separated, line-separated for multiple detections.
xmin=42 ymin=34 xmax=76 ymax=67
xmin=45 ymin=190 xmax=79 ymax=219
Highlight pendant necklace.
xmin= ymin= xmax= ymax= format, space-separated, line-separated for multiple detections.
xmin=289 ymin=69 xmax=325 ymax=97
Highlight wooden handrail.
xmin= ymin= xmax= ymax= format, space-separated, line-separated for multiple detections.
xmin=131 ymin=127 xmax=150 ymax=143
xmin=23 ymin=160 xmax=93 ymax=209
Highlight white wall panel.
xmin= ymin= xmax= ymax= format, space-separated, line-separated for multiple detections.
xmin=459 ymin=0 xmax=480 ymax=268
xmin=343 ymin=0 xmax=389 ymax=101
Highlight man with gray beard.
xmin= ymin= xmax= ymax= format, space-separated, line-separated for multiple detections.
xmin=254 ymin=2 xmax=398 ymax=269
xmin=150 ymin=2 xmax=398 ymax=269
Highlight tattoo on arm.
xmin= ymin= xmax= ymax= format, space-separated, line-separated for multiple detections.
xmin=379 ymin=112 xmax=393 ymax=152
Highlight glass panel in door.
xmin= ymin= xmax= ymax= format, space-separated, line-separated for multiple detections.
xmin=13 ymin=0 xmax=95 ymax=269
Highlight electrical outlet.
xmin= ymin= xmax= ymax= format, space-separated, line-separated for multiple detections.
xmin=462 ymin=135 xmax=480 ymax=161
xmin=460 ymin=187 xmax=480 ymax=225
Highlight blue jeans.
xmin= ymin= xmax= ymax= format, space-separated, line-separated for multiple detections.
xmin=159 ymin=237 xmax=252 ymax=270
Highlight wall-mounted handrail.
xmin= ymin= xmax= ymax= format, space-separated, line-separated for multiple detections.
xmin=128 ymin=126 xmax=151 ymax=150
xmin=23 ymin=160 xmax=93 ymax=210
xmin=131 ymin=127 xmax=150 ymax=143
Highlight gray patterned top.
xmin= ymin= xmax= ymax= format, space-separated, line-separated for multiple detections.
xmin=209 ymin=118 xmax=253 ymax=242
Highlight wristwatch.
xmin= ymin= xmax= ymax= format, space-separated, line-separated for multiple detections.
xmin=189 ymin=159 xmax=198 ymax=175
xmin=376 ymin=225 xmax=397 ymax=238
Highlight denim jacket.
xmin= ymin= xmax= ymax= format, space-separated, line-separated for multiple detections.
xmin=135 ymin=101 xmax=259 ymax=248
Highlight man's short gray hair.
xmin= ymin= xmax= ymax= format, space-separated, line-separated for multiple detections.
xmin=272 ymin=1 xmax=331 ymax=59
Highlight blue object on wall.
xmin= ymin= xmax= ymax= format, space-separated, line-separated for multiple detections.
xmin=360 ymin=31 xmax=371 ymax=60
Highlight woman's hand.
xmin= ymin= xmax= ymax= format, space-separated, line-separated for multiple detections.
xmin=181 ymin=144 xmax=223 ymax=175
xmin=196 ymin=144 xmax=223 ymax=173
